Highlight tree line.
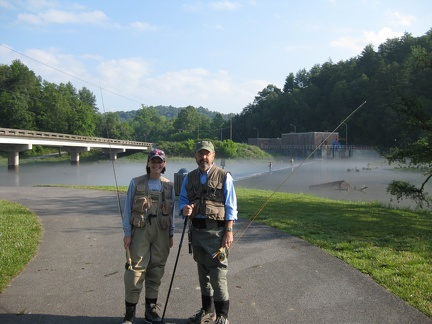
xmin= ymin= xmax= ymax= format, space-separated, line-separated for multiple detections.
xmin=0 ymin=60 xmax=231 ymax=143
xmin=0 ymin=28 xmax=431 ymax=206
xmin=0 ymin=30 xmax=430 ymax=151
xmin=231 ymin=29 xmax=432 ymax=150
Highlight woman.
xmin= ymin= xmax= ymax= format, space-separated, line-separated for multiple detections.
xmin=121 ymin=149 xmax=175 ymax=324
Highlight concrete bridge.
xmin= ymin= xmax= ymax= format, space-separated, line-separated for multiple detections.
xmin=0 ymin=128 xmax=152 ymax=169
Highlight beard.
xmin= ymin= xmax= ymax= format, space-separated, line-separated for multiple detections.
xmin=198 ymin=159 xmax=210 ymax=169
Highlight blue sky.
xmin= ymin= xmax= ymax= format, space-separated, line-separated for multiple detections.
xmin=1 ymin=0 xmax=431 ymax=115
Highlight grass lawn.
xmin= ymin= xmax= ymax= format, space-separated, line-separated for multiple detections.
xmin=0 ymin=200 xmax=41 ymax=292
xmin=235 ymin=188 xmax=432 ymax=318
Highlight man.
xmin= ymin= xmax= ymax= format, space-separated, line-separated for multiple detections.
xmin=179 ymin=141 xmax=238 ymax=324
xmin=122 ymin=149 xmax=175 ymax=324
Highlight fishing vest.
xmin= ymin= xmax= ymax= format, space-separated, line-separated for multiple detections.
xmin=130 ymin=175 xmax=174 ymax=229
xmin=185 ymin=165 xmax=228 ymax=221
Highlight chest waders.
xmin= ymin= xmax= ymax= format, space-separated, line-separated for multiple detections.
xmin=162 ymin=167 xmax=229 ymax=321
xmin=124 ymin=174 xmax=174 ymax=323
xmin=190 ymin=166 xmax=231 ymax=320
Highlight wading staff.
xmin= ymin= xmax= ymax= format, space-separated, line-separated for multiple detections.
xmin=161 ymin=216 xmax=189 ymax=321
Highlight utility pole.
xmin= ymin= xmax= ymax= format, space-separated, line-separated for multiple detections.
xmin=230 ymin=114 xmax=232 ymax=140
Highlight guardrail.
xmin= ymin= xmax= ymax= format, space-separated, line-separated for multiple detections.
xmin=0 ymin=127 xmax=151 ymax=147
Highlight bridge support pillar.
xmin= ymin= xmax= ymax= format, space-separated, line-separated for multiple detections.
xmin=63 ymin=147 xmax=90 ymax=165
xmin=8 ymin=151 xmax=19 ymax=170
xmin=0 ymin=143 xmax=33 ymax=170
xmin=102 ymin=148 xmax=125 ymax=160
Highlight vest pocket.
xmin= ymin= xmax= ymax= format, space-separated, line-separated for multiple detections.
xmin=204 ymin=205 xmax=219 ymax=218
xmin=157 ymin=201 xmax=173 ymax=229
xmin=131 ymin=214 xmax=145 ymax=228
xmin=133 ymin=195 xmax=149 ymax=212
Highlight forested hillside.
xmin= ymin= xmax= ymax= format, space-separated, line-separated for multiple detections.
xmin=0 ymin=29 xmax=431 ymax=150
xmin=231 ymin=30 xmax=432 ymax=149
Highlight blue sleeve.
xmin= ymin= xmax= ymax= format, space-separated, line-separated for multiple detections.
xmin=224 ymin=172 xmax=238 ymax=221
xmin=178 ymin=175 xmax=190 ymax=216
xmin=122 ymin=179 xmax=135 ymax=237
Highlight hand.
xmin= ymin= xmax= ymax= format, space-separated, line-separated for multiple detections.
xmin=223 ymin=231 xmax=233 ymax=248
xmin=182 ymin=204 xmax=194 ymax=217
xmin=123 ymin=236 xmax=131 ymax=249
xmin=169 ymin=236 xmax=174 ymax=248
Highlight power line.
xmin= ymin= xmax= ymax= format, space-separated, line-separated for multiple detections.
xmin=1 ymin=44 xmax=145 ymax=107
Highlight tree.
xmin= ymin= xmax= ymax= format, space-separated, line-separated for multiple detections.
xmin=384 ymin=95 xmax=432 ymax=208
xmin=0 ymin=60 xmax=40 ymax=129
xmin=211 ymin=113 xmax=225 ymax=140
xmin=59 ymin=82 xmax=97 ymax=136
xmin=173 ymin=105 xmax=201 ymax=140
xmin=384 ymin=44 xmax=432 ymax=208
xmin=79 ymin=87 xmax=98 ymax=113
xmin=131 ymin=105 xmax=167 ymax=142
xmin=36 ymin=81 xmax=68 ymax=132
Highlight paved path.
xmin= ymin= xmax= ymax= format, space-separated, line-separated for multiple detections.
xmin=0 ymin=186 xmax=431 ymax=323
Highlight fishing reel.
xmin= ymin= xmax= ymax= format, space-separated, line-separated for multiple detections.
xmin=217 ymin=250 xmax=226 ymax=262
xmin=212 ymin=247 xmax=228 ymax=262
xmin=125 ymin=261 xmax=133 ymax=270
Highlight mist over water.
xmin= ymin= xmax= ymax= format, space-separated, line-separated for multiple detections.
xmin=0 ymin=157 xmax=430 ymax=209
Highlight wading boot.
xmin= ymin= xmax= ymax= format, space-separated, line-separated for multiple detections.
xmin=145 ymin=301 xmax=164 ymax=324
xmin=187 ymin=308 xmax=216 ymax=324
xmin=188 ymin=295 xmax=216 ymax=324
xmin=122 ymin=304 xmax=136 ymax=324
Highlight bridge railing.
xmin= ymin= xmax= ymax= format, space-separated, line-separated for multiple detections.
xmin=0 ymin=127 xmax=151 ymax=147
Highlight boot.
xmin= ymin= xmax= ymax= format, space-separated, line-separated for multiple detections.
xmin=187 ymin=295 xmax=216 ymax=324
xmin=122 ymin=302 xmax=136 ymax=324
xmin=145 ymin=298 xmax=164 ymax=324
xmin=214 ymin=300 xmax=229 ymax=323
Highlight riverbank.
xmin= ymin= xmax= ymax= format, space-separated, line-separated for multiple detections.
xmin=1 ymin=154 xmax=430 ymax=210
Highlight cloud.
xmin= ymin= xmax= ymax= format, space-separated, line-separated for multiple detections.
xmin=388 ymin=11 xmax=415 ymax=27
xmin=0 ymin=44 xmax=267 ymax=113
xmin=129 ymin=21 xmax=157 ymax=32
xmin=363 ymin=27 xmax=404 ymax=45
xmin=26 ymin=0 xmax=59 ymax=10
xmin=209 ymin=0 xmax=240 ymax=11
xmin=0 ymin=0 xmax=16 ymax=9
xmin=97 ymin=58 xmax=152 ymax=91
xmin=17 ymin=8 xmax=109 ymax=25
xmin=181 ymin=2 xmax=204 ymax=13
xmin=330 ymin=27 xmax=404 ymax=52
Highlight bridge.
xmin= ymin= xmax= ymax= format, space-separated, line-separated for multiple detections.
xmin=0 ymin=128 xmax=152 ymax=169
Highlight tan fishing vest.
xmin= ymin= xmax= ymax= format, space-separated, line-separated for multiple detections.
xmin=185 ymin=166 xmax=227 ymax=221
xmin=130 ymin=175 xmax=174 ymax=229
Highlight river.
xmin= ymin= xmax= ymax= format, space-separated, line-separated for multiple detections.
xmin=0 ymin=156 xmax=430 ymax=209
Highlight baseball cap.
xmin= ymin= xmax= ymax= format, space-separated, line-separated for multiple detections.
xmin=148 ymin=149 xmax=165 ymax=161
xmin=195 ymin=141 xmax=214 ymax=153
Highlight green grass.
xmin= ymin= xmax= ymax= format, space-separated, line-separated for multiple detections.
xmin=235 ymin=187 xmax=432 ymax=318
xmin=1 ymin=186 xmax=431 ymax=318
xmin=0 ymin=200 xmax=42 ymax=292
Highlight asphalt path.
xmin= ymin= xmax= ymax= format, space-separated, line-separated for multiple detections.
xmin=0 ymin=185 xmax=431 ymax=324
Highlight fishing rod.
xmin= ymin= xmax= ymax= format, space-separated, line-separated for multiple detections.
xmin=99 ymin=84 xmax=123 ymax=216
xmin=99 ymin=85 xmax=132 ymax=269
xmin=229 ymin=101 xmax=367 ymax=251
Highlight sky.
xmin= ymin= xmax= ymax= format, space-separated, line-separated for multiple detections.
xmin=0 ymin=0 xmax=431 ymax=115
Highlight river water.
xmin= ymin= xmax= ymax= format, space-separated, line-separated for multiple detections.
xmin=0 ymin=156 xmax=430 ymax=209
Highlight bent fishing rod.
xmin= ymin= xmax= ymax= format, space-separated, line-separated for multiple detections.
xmin=228 ymin=100 xmax=367 ymax=252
